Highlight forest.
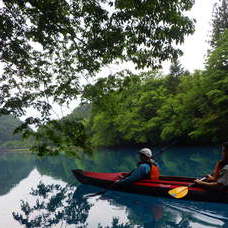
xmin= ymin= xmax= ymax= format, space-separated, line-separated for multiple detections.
xmin=74 ymin=26 xmax=228 ymax=148
xmin=0 ymin=115 xmax=29 ymax=149
xmin=0 ymin=0 xmax=227 ymax=155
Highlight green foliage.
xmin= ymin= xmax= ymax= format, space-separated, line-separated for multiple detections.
xmin=79 ymin=30 xmax=228 ymax=147
xmin=193 ymin=29 xmax=228 ymax=141
xmin=67 ymin=103 xmax=92 ymax=120
xmin=2 ymin=0 xmax=228 ymax=153
xmin=210 ymin=0 xmax=228 ymax=48
xmin=165 ymin=60 xmax=190 ymax=94
xmin=82 ymin=71 xmax=166 ymax=146
xmin=28 ymin=28 xmax=228 ymax=153
xmin=0 ymin=0 xmax=195 ymax=124
xmin=207 ymin=29 xmax=228 ymax=72
xmin=169 ymin=59 xmax=189 ymax=78
xmin=31 ymin=118 xmax=92 ymax=157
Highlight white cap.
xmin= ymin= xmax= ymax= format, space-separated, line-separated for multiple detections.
xmin=139 ymin=148 xmax=152 ymax=158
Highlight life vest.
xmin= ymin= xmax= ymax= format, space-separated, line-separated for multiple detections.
xmin=138 ymin=161 xmax=160 ymax=179
xmin=150 ymin=164 xmax=160 ymax=179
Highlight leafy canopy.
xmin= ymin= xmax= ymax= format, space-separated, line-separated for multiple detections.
xmin=0 ymin=0 xmax=195 ymax=125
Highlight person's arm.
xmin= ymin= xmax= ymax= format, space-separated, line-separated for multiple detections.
xmin=117 ymin=164 xmax=150 ymax=185
xmin=194 ymin=179 xmax=221 ymax=187
xmin=207 ymin=174 xmax=216 ymax=181
xmin=194 ymin=165 xmax=228 ymax=187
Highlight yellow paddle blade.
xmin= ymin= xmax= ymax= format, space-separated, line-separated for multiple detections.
xmin=168 ymin=186 xmax=189 ymax=199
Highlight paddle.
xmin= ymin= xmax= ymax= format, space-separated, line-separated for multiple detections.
xmin=168 ymin=177 xmax=207 ymax=199
xmin=83 ymin=179 xmax=121 ymax=198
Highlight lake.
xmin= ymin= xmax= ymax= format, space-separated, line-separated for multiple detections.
xmin=1 ymin=146 xmax=228 ymax=227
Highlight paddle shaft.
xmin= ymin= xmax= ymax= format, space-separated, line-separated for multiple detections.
xmin=189 ymin=177 xmax=207 ymax=187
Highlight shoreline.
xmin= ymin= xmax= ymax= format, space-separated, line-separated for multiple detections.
xmin=0 ymin=148 xmax=30 ymax=153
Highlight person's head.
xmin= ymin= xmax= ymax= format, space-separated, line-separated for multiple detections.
xmin=222 ymin=142 xmax=228 ymax=160
xmin=138 ymin=148 xmax=152 ymax=162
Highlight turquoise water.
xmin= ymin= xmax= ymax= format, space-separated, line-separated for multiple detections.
xmin=1 ymin=146 xmax=228 ymax=227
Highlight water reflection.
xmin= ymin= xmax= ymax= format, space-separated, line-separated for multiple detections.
xmin=12 ymin=182 xmax=92 ymax=227
xmin=1 ymin=146 xmax=228 ymax=227
xmin=0 ymin=152 xmax=36 ymax=196
xmin=73 ymin=146 xmax=220 ymax=178
xmin=0 ymin=146 xmax=220 ymax=197
xmin=13 ymin=182 xmax=228 ymax=228
xmin=157 ymin=146 xmax=220 ymax=177
xmin=87 ymin=185 xmax=228 ymax=228
xmin=0 ymin=152 xmax=76 ymax=199
xmin=12 ymin=182 xmax=132 ymax=228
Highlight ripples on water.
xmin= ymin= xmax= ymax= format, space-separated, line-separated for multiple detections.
xmin=0 ymin=147 xmax=228 ymax=227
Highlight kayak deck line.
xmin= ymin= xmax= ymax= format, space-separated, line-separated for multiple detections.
xmin=72 ymin=169 xmax=202 ymax=190
xmin=73 ymin=169 xmax=199 ymax=187
xmin=72 ymin=169 xmax=228 ymax=203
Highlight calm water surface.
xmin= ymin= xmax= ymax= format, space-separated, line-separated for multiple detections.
xmin=1 ymin=146 xmax=228 ymax=227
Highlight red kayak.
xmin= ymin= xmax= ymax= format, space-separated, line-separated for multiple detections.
xmin=72 ymin=169 xmax=228 ymax=203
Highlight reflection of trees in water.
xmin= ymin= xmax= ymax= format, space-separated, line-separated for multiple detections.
xmin=0 ymin=152 xmax=77 ymax=196
xmin=101 ymin=191 xmax=190 ymax=228
xmin=73 ymin=148 xmax=138 ymax=174
xmin=76 ymin=185 xmax=193 ymax=228
xmin=35 ymin=155 xmax=77 ymax=184
xmin=88 ymin=185 xmax=228 ymax=228
xmin=73 ymin=146 xmax=220 ymax=179
xmin=12 ymin=183 xmax=92 ymax=227
xmin=97 ymin=218 xmax=133 ymax=228
xmin=1 ymin=146 xmax=220 ymax=199
xmin=0 ymin=152 xmax=36 ymax=196
xmin=12 ymin=182 xmax=228 ymax=228
xmin=160 ymin=146 xmax=219 ymax=177
xmin=12 ymin=183 xmax=135 ymax=228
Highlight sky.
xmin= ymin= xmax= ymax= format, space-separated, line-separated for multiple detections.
xmin=174 ymin=0 xmax=219 ymax=73
xmin=0 ymin=0 xmax=220 ymax=121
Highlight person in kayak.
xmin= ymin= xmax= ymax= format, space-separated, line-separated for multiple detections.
xmin=194 ymin=142 xmax=228 ymax=188
xmin=115 ymin=148 xmax=160 ymax=185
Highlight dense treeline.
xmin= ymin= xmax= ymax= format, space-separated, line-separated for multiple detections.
xmin=79 ymin=30 xmax=228 ymax=147
xmin=69 ymin=1 xmax=227 ymax=148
